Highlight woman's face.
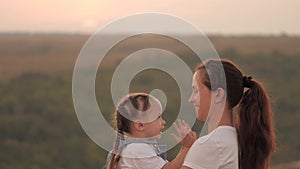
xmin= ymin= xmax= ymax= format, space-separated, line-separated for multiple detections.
xmin=188 ymin=72 xmax=212 ymax=121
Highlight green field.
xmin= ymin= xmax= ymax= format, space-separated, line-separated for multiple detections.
xmin=0 ymin=34 xmax=299 ymax=169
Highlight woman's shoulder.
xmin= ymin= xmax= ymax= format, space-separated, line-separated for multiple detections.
xmin=196 ymin=126 xmax=237 ymax=146
xmin=210 ymin=126 xmax=237 ymax=145
xmin=184 ymin=126 xmax=238 ymax=168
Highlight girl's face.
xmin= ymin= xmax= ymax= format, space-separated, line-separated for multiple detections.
xmin=143 ymin=115 xmax=166 ymax=139
xmin=188 ymin=72 xmax=212 ymax=121
xmin=143 ymin=102 xmax=166 ymax=139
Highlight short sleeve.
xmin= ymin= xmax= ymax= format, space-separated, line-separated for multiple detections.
xmin=183 ymin=138 xmax=222 ymax=169
xmin=121 ymin=155 xmax=166 ymax=169
xmin=137 ymin=156 xmax=166 ymax=169
xmin=120 ymin=143 xmax=167 ymax=169
xmin=122 ymin=143 xmax=158 ymax=158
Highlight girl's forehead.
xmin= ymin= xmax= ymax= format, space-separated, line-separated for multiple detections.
xmin=137 ymin=99 xmax=162 ymax=123
xmin=151 ymin=101 xmax=163 ymax=114
xmin=148 ymin=99 xmax=163 ymax=115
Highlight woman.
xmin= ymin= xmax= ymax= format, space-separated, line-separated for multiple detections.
xmin=182 ymin=59 xmax=275 ymax=169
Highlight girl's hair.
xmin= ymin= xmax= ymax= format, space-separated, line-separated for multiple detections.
xmin=107 ymin=93 xmax=151 ymax=169
xmin=195 ymin=59 xmax=275 ymax=169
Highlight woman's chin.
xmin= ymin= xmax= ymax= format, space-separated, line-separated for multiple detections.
xmin=194 ymin=107 xmax=199 ymax=115
xmin=197 ymin=117 xmax=205 ymax=122
xmin=196 ymin=113 xmax=205 ymax=122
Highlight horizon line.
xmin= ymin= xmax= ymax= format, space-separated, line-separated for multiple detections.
xmin=0 ymin=31 xmax=299 ymax=38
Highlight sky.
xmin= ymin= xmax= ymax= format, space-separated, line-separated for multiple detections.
xmin=1 ymin=0 xmax=300 ymax=35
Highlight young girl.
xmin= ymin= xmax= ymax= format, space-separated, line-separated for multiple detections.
xmin=106 ymin=93 xmax=196 ymax=169
xmin=182 ymin=59 xmax=276 ymax=169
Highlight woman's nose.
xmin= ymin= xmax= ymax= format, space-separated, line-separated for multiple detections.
xmin=188 ymin=94 xmax=193 ymax=103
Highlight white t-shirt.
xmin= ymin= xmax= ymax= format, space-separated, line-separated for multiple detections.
xmin=183 ymin=126 xmax=238 ymax=169
xmin=119 ymin=143 xmax=167 ymax=169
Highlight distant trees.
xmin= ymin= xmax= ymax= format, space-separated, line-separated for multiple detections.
xmin=0 ymin=35 xmax=300 ymax=168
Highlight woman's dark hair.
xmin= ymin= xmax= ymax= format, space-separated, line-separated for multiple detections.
xmin=107 ymin=93 xmax=150 ymax=169
xmin=195 ymin=59 xmax=275 ymax=169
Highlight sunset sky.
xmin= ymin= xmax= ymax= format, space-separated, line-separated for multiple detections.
xmin=1 ymin=0 xmax=299 ymax=35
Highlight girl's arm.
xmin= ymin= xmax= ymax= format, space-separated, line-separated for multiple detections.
xmin=181 ymin=166 xmax=192 ymax=169
xmin=162 ymin=120 xmax=196 ymax=169
xmin=162 ymin=146 xmax=190 ymax=169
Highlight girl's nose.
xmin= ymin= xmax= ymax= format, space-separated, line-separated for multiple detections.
xmin=162 ymin=118 xmax=166 ymax=125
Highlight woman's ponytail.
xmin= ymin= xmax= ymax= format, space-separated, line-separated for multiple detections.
xmin=237 ymin=78 xmax=276 ymax=169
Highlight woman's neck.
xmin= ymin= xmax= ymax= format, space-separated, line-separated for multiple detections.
xmin=208 ymin=108 xmax=234 ymax=133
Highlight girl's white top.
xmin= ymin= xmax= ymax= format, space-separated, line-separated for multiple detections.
xmin=119 ymin=143 xmax=166 ymax=169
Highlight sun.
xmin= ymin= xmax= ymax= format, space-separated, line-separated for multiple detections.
xmin=82 ymin=19 xmax=98 ymax=29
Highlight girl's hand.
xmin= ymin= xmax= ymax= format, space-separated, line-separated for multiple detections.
xmin=172 ymin=119 xmax=197 ymax=148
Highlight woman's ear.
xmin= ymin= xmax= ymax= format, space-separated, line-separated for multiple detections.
xmin=132 ymin=121 xmax=144 ymax=131
xmin=215 ymin=88 xmax=225 ymax=103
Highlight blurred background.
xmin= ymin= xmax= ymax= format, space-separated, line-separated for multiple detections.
xmin=1 ymin=1 xmax=300 ymax=169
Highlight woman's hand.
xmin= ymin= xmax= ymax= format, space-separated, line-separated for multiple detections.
xmin=172 ymin=119 xmax=197 ymax=148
